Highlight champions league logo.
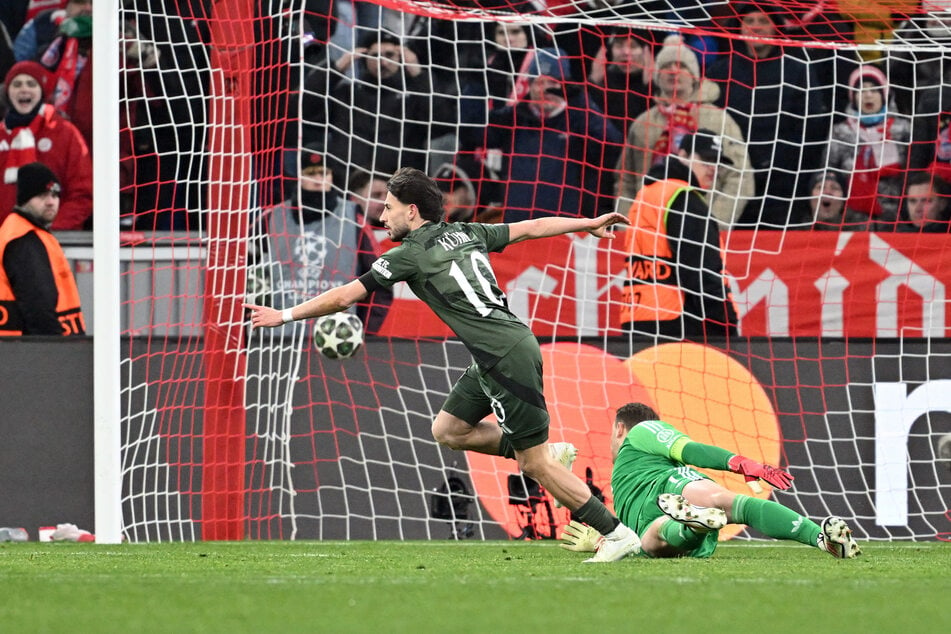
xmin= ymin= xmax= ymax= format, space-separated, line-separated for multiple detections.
xmin=293 ymin=231 xmax=329 ymax=292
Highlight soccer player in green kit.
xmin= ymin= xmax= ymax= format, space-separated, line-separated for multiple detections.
xmin=560 ymin=402 xmax=862 ymax=559
xmin=246 ymin=167 xmax=641 ymax=562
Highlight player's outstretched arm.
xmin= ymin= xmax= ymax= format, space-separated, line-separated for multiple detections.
xmin=244 ymin=279 xmax=370 ymax=329
xmin=507 ymin=212 xmax=630 ymax=244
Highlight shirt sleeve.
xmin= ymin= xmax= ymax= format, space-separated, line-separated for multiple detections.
xmin=368 ymin=243 xmax=417 ymax=289
xmin=466 ymin=223 xmax=510 ymax=253
xmin=3 ymin=232 xmax=62 ymax=335
xmin=624 ymin=420 xmax=690 ymax=461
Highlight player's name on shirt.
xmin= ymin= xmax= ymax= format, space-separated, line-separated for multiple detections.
xmin=435 ymin=231 xmax=473 ymax=251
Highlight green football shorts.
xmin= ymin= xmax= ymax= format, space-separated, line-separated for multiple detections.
xmin=442 ymin=335 xmax=549 ymax=451
xmin=629 ymin=466 xmax=718 ymax=558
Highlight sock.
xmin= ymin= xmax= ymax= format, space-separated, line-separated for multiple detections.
xmin=731 ymin=494 xmax=821 ymax=547
xmin=573 ymin=496 xmax=621 ymax=535
xmin=659 ymin=518 xmax=706 ymax=550
xmin=497 ymin=435 xmax=516 ymax=460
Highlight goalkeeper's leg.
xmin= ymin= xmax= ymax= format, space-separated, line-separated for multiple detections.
xmin=681 ymin=480 xmax=854 ymax=553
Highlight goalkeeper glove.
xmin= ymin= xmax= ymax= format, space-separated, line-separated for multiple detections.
xmin=559 ymin=520 xmax=602 ymax=553
xmin=727 ymin=455 xmax=794 ymax=492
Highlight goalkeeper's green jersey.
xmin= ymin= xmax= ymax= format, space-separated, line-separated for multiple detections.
xmin=369 ymin=221 xmax=532 ymax=369
xmin=611 ymin=419 xmax=717 ymax=557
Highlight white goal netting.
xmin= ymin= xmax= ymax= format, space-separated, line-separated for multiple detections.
xmin=115 ymin=0 xmax=951 ymax=542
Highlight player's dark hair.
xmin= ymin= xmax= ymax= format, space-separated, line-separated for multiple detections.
xmin=615 ymin=402 xmax=659 ymax=430
xmin=387 ymin=167 xmax=445 ymax=222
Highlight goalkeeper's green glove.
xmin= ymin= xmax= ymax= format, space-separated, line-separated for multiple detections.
xmin=559 ymin=520 xmax=601 ymax=553
xmin=728 ymin=455 xmax=794 ymax=492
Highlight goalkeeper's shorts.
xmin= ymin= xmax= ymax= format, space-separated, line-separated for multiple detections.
xmin=622 ymin=466 xmax=719 ymax=559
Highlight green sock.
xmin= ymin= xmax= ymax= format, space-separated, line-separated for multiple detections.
xmin=573 ymin=496 xmax=621 ymax=536
xmin=497 ymin=435 xmax=516 ymax=460
xmin=732 ymin=494 xmax=820 ymax=547
xmin=659 ymin=519 xmax=706 ymax=550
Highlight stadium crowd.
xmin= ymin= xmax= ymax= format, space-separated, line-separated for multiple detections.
xmin=1 ymin=1 xmax=949 ymax=233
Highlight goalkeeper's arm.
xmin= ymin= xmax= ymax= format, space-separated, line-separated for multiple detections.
xmin=675 ymin=440 xmax=793 ymax=491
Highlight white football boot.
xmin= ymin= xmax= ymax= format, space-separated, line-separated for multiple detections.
xmin=583 ymin=523 xmax=642 ymax=563
xmin=817 ymin=516 xmax=862 ymax=559
xmin=657 ymin=493 xmax=727 ymax=533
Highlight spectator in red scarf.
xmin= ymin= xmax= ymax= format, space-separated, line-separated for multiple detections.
xmin=616 ymin=35 xmax=752 ymax=227
xmin=0 ymin=59 xmax=91 ymax=230
xmin=826 ymin=64 xmax=910 ymax=225
xmin=35 ymin=9 xmax=91 ymax=153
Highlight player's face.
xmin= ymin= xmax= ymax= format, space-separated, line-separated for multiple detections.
xmin=7 ymin=74 xmax=43 ymax=115
xmin=381 ymin=192 xmax=413 ymax=242
xmin=67 ymin=0 xmax=93 ymax=18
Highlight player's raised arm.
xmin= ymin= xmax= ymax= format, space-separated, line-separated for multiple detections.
xmin=244 ymin=278 xmax=371 ymax=329
xmin=506 ymin=212 xmax=629 ymax=244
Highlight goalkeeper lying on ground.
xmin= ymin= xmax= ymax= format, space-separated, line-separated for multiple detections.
xmin=560 ymin=402 xmax=862 ymax=559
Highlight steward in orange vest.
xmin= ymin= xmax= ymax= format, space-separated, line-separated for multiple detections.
xmin=0 ymin=161 xmax=85 ymax=336
xmin=621 ymin=130 xmax=737 ymax=340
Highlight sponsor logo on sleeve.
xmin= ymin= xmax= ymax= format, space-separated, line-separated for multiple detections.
xmin=372 ymin=258 xmax=392 ymax=279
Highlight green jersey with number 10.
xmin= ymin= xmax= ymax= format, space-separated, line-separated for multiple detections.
xmin=369 ymin=222 xmax=532 ymax=369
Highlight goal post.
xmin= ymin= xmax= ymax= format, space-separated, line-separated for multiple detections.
xmin=93 ymin=0 xmax=123 ymax=546
xmin=104 ymin=0 xmax=951 ymax=542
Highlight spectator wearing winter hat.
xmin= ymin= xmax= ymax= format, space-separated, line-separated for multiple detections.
xmin=617 ymin=35 xmax=752 ymax=227
xmin=0 ymin=161 xmax=85 ymax=336
xmin=251 ymin=141 xmax=389 ymax=335
xmin=705 ymin=2 xmax=828 ymax=228
xmin=0 ymin=59 xmax=91 ymax=230
xmin=459 ymin=47 xmax=623 ymax=222
xmin=825 ymin=64 xmax=910 ymax=225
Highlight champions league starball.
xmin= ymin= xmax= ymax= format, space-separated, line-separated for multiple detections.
xmin=312 ymin=312 xmax=364 ymax=360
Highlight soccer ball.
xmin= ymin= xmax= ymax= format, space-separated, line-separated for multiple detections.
xmin=313 ymin=312 xmax=364 ymax=360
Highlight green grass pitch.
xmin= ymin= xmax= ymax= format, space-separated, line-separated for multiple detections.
xmin=1 ymin=540 xmax=948 ymax=633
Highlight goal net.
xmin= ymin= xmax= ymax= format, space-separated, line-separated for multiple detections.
xmin=114 ymin=0 xmax=951 ymax=542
